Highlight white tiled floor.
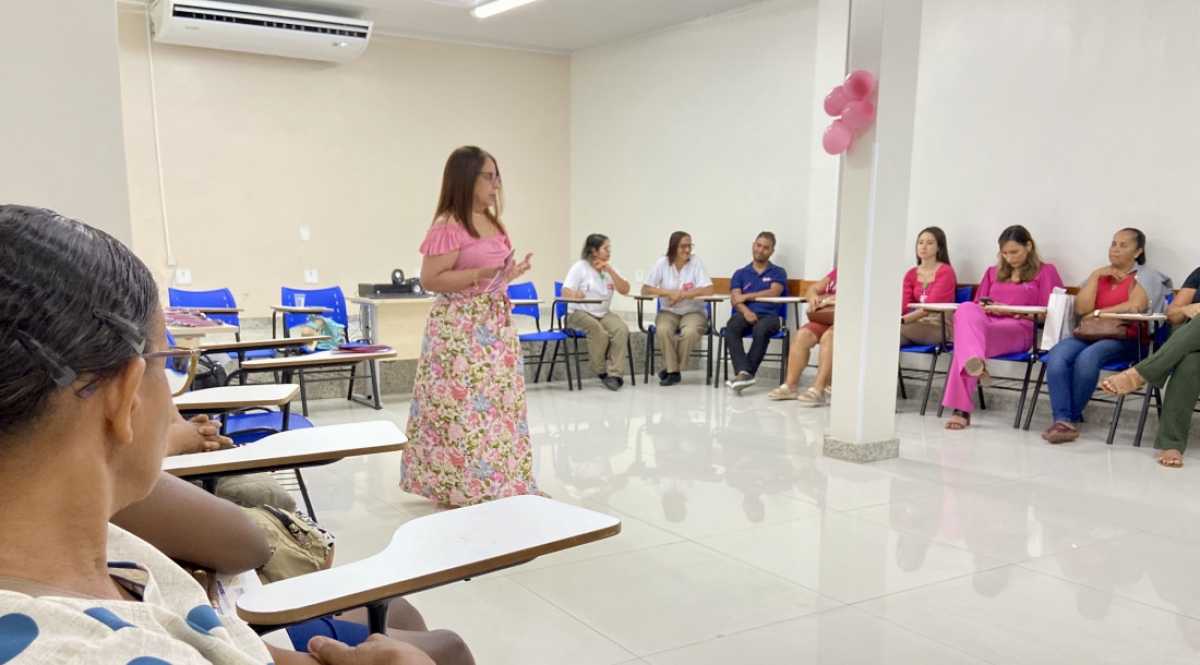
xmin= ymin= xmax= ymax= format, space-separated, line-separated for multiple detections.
xmin=294 ymin=371 xmax=1197 ymax=663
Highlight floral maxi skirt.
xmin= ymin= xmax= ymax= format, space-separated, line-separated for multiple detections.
xmin=401 ymin=291 xmax=537 ymax=506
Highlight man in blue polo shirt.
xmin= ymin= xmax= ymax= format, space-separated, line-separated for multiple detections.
xmin=726 ymin=232 xmax=787 ymax=394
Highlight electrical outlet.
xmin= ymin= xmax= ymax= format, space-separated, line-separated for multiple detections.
xmin=175 ymin=268 xmax=192 ymax=285
xmin=304 ymin=269 xmax=319 ymax=284
xmin=299 ymin=227 xmax=310 ymax=241
xmin=635 ymin=269 xmax=645 ymax=282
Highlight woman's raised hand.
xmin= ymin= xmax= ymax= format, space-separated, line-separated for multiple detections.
xmin=511 ymin=253 xmax=534 ymax=280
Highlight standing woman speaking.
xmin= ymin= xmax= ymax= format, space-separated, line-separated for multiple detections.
xmin=402 ymin=146 xmax=542 ymax=507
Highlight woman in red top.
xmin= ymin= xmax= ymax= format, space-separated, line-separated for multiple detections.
xmin=1041 ymin=229 xmax=1148 ymax=443
xmin=900 ymin=227 xmax=958 ymax=346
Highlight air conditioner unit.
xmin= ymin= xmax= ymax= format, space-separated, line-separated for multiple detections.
xmin=148 ymin=0 xmax=373 ymax=63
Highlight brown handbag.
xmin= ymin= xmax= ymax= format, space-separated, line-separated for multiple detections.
xmin=807 ymin=305 xmax=835 ymax=326
xmin=1073 ymin=317 xmax=1128 ymax=342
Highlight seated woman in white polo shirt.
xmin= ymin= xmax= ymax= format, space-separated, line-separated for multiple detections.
xmin=641 ymin=231 xmax=715 ymax=386
xmin=562 ymin=233 xmax=632 ymax=391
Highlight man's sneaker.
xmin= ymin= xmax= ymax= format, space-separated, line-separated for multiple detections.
xmin=729 ymin=372 xmax=756 ymax=394
xmin=768 ymin=384 xmax=799 ymax=400
xmin=602 ymin=375 xmax=622 ymax=391
xmin=658 ymin=369 xmax=669 ymax=381
xmin=660 ymin=371 xmax=682 ymax=386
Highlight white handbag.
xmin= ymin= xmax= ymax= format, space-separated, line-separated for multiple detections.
xmin=1039 ymin=288 xmax=1077 ymax=351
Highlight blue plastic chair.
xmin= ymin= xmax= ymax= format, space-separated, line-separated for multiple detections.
xmin=900 ymin=285 xmax=973 ymax=415
xmin=279 ymin=286 xmax=371 ymax=415
xmin=550 ymin=281 xmax=636 ymax=390
xmin=640 ymin=298 xmax=713 ymax=384
xmin=715 ymin=300 xmax=790 ymax=388
xmin=168 ymin=287 xmax=276 ymax=362
xmin=1022 ymin=293 xmax=1173 ymax=443
xmin=507 ymin=282 xmax=575 ymax=390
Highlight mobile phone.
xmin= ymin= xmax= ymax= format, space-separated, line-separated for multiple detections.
xmin=980 ymin=297 xmax=994 ymax=305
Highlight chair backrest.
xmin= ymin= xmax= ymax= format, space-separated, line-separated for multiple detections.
xmin=553 ymin=281 xmax=568 ymax=323
xmin=507 ymin=282 xmax=542 ymax=323
xmin=955 ymin=285 xmax=973 ymax=303
xmin=168 ymin=287 xmax=241 ymax=326
xmin=281 ymin=286 xmax=349 ymax=331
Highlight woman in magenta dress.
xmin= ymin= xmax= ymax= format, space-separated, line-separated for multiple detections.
xmin=402 ymin=146 xmax=539 ymax=507
xmin=943 ymin=225 xmax=1063 ymax=430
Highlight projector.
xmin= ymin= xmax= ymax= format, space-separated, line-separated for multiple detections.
xmin=358 ymin=269 xmax=427 ymax=298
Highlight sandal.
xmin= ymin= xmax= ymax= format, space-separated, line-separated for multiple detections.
xmin=1159 ymin=450 xmax=1184 ymax=468
xmin=944 ymin=410 xmax=970 ymax=430
xmin=1042 ymin=421 xmax=1080 ymax=444
xmin=796 ymin=386 xmax=826 ymax=407
xmin=769 ymin=384 xmax=799 ymax=400
xmin=1100 ymin=369 xmax=1146 ymax=396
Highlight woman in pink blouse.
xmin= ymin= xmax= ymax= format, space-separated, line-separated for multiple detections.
xmin=943 ymin=225 xmax=1063 ymax=430
xmin=900 ymin=227 xmax=958 ymax=346
xmin=402 ymin=146 xmax=541 ymax=507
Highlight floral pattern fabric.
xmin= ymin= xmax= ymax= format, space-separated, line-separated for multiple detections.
xmin=402 ymin=291 xmax=538 ymax=506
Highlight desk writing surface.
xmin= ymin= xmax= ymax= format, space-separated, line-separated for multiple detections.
xmin=756 ymin=296 xmax=807 ymax=303
xmin=271 ymin=305 xmax=333 ymax=314
xmin=349 ymin=297 xmax=436 ymax=307
xmin=168 ymin=323 xmax=240 ymax=338
xmin=915 ymin=303 xmax=960 ymax=312
xmin=195 ymin=337 xmax=330 ymax=353
xmin=163 ymin=421 xmax=406 ymax=478
xmin=236 ymin=495 xmax=621 ymax=627
xmin=176 ymin=307 xmax=243 ymax=314
xmin=174 ymin=385 xmax=300 ymax=410
xmin=242 ymin=349 xmax=398 ymax=369
xmin=509 ymin=299 xmax=543 ymax=306
xmin=984 ymin=305 xmax=1047 ymax=314
xmin=1100 ymin=313 xmax=1167 ymax=321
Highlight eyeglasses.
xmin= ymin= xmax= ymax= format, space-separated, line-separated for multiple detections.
xmin=679 ymin=243 xmax=694 ymax=250
xmin=76 ymin=347 xmax=202 ymax=398
xmin=479 ymin=172 xmax=502 ymax=185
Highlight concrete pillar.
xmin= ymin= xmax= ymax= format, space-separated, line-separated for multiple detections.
xmin=823 ymin=0 xmax=924 ymax=463
xmin=0 ymin=3 xmax=132 ymax=244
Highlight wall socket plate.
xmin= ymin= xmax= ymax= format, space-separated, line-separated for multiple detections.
xmin=635 ymin=269 xmax=645 ymax=282
xmin=303 ymin=269 xmax=319 ymax=284
xmin=175 ymin=268 xmax=192 ymax=285
xmin=299 ymin=227 xmax=310 ymax=241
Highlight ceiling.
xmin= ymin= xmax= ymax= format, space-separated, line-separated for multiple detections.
xmin=136 ymin=0 xmax=767 ymax=54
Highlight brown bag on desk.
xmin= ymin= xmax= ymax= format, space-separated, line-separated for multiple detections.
xmin=807 ymin=305 xmax=835 ymax=326
xmin=1073 ymin=317 xmax=1128 ymax=341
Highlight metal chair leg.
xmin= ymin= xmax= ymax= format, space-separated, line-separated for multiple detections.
xmin=1107 ymin=394 xmax=1126 ymax=445
xmin=919 ymin=351 xmax=938 ymax=416
xmin=295 ymin=469 xmax=316 ymax=520
xmin=1023 ymin=364 xmax=1047 ymax=431
xmin=627 ymin=336 xmax=636 ymax=386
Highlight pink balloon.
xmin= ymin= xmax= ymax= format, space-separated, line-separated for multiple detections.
xmin=843 ymin=70 xmax=876 ymax=100
xmin=822 ymin=120 xmax=853 ymax=155
xmin=841 ymin=100 xmax=876 ymax=130
xmin=823 ymin=86 xmax=850 ymax=117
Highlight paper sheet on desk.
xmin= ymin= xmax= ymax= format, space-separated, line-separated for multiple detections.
xmin=485 ymin=250 xmax=516 ymax=293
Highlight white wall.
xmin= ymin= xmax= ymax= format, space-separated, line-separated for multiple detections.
xmin=908 ymin=0 xmax=1200 ymax=287
xmin=0 ymin=2 xmax=132 ymax=243
xmin=571 ymin=0 xmax=819 ymax=310
xmin=117 ymin=4 xmax=571 ymax=312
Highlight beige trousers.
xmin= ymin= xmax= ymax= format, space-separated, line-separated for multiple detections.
xmin=567 ymin=310 xmax=630 ymax=377
xmin=655 ymin=311 xmax=708 ymax=373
